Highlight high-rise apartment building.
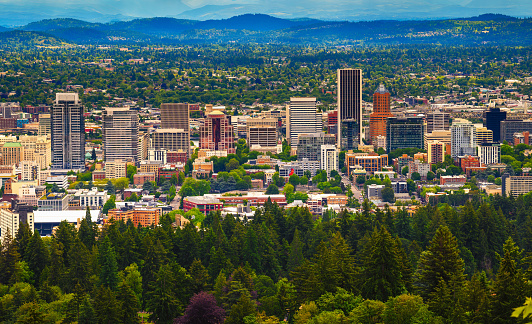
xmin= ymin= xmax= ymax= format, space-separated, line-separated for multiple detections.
xmin=103 ymin=107 xmax=139 ymax=163
xmin=478 ymin=142 xmax=501 ymax=165
xmin=427 ymin=141 xmax=446 ymax=164
xmin=51 ymin=93 xmax=85 ymax=170
xmin=160 ymin=103 xmax=189 ymax=130
xmin=1 ymin=142 xmax=23 ymax=166
xmin=426 ymin=111 xmax=450 ymax=133
xmin=475 ymin=126 xmax=493 ymax=144
xmin=287 ymin=98 xmax=322 ymax=147
xmin=337 ymin=69 xmax=362 ymax=150
xmin=320 ymin=145 xmax=338 ymax=175
xmin=296 ymin=133 xmax=336 ymax=162
xmin=199 ymin=111 xmax=235 ymax=153
xmin=484 ymin=107 xmax=506 ymax=142
xmin=369 ymin=84 xmax=393 ymax=144
xmin=451 ymin=121 xmax=477 ymax=159
xmin=386 ymin=117 xmax=425 ymax=152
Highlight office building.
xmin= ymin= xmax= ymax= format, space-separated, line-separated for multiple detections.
xmin=475 ymin=126 xmax=493 ymax=144
xmin=152 ymin=129 xmax=190 ymax=157
xmin=427 ymin=141 xmax=446 ymax=164
xmin=345 ymin=152 xmax=388 ymax=175
xmin=38 ymin=192 xmax=70 ymax=211
xmin=287 ymin=98 xmax=322 ymax=147
xmin=160 ymin=103 xmax=189 ymax=130
xmin=200 ymin=111 xmax=235 ymax=154
xmin=0 ymin=201 xmax=34 ymax=239
xmin=502 ymin=173 xmax=532 ymax=197
xmin=38 ymin=113 xmax=51 ymax=136
xmin=386 ymin=117 xmax=425 ymax=152
xmin=479 ymin=142 xmax=501 ymax=165
xmin=426 ymin=111 xmax=450 ymax=133
xmin=105 ymin=160 xmax=127 ymax=179
xmin=51 ymin=93 xmax=85 ymax=170
xmin=368 ymin=184 xmax=385 ymax=199
xmin=2 ymin=142 xmax=23 ymax=166
xmin=247 ymin=126 xmax=277 ymax=148
xmin=484 ymin=107 xmax=506 ymax=142
xmin=451 ymin=121 xmax=477 ymax=159
xmin=20 ymin=161 xmax=38 ymax=181
xmin=103 ymin=107 xmax=139 ymax=163
xmin=327 ymin=111 xmax=338 ymax=136
xmin=320 ymin=145 xmax=338 ymax=175
xmin=500 ymin=120 xmax=532 ymax=143
xmin=296 ymin=133 xmax=336 ymax=162
xmin=337 ymin=69 xmax=362 ymax=150
xmin=369 ymin=84 xmax=393 ymax=144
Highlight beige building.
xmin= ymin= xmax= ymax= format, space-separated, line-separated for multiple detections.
xmin=38 ymin=114 xmax=51 ymax=136
xmin=427 ymin=141 xmax=446 ymax=164
xmin=19 ymin=135 xmax=52 ymax=169
xmin=105 ymin=160 xmax=127 ymax=179
xmin=502 ymin=174 xmax=532 ymax=197
xmin=424 ymin=130 xmax=451 ymax=150
xmin=20 ymin=161 xmax=38 ymax=181
xmin=0 ymin=202 xmax=34 ymax=241
xmin=475 ymin=126 xmax=493 ymax=145
xmin=151 ymin=129 xmax=190 ymax=159
xmin=2 ymin=142 xmax=24 ymax=166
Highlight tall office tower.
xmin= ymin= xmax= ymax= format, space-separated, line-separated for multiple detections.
xmin=38 ymin=114 xmax=51 ymax=136
xmin=152 ymin=129 xmax=191 ymax=156
xmin=369 ymin=84 xmax=392 ymax=144
xmin=451 ymin=121 xmax=477 ymax=159
xmin=51 ymin=93 xmax=85 ymax=170
xmin=386 ymin=117 xmax=425 ymax=152
xmin=199 ymin=111 xmax=235 ymax=153
xmin=320 ymin=145 xmax=338 ymax=175
xmin=247 ymin=126 xmax=277 ymax=148
xmin=287 ymin=98 xmax=322 ymax=147
xmin=426 ymin=111 xmax=450 ymax=133
xmin=160 ymin=103 xmax=189 ymax=129
xmin=484 ymin=107 xmax=506 ymax=142
xmin=103 ymin=107 xmax=139 ymax=163
xmin=337 ymin=69 xmax=362 ymax=150
xmin=500 ymin=120 xmax=532 ymax=143
xmin=327 ymin=111 xmax=338 ymax=136
xmin=296 ymin=133 xmax=336 ymax=162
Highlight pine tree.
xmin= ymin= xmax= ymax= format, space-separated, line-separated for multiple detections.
xmin=99 ymin=236 xmax=119 ymax=290
xmin=287 ymin=229 xmax=304 ymax=274
xmin=0 ymin=229 xmax=20 ymax=284
xmin=67 ymin=238 xmax=91 ymax=293
xmin=147 ymin=264 xmax=182 ymax=324
xmin=491 ymin=237 xmax=526 ymax=324
xmin=78 ymin=207 xmax=96 ymax=249
xmin=78 ymin=296 xmax=97 ymax=324
xmin=415 ymin=225 xmax=465 ymax=300
xmin=93 ymin=286 xmax=121 ymax=324
xmin=225 ymin=292 xmax=257 ymax=324
xmin=26 ymin=230 xmax=49 ymax=287
xmin=14 ymin=221 xmax=32 ymax=260
xmin=360 ymin=226 xmax=405 ymax=301
xmin=46 ymin=239 xmax=65 ymax=288
xmin=117 ymin=283 xmax=140 ymax=324
xmin=189 ymin=259 xmax=211 ymax=294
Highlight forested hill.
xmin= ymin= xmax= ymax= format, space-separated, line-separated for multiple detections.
xmin=2 ymin=13 xmax=532 ymax=46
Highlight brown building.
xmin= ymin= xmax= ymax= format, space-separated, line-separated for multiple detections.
xmin=133 ymin=172 xmax=156 ymax=185
xmin=108 ymin=208 xmax=160 ymax=227
xmin=427 ymin=141 xmax=446 ymax=164
xmin=345 ymin=152 xmax=388 ymax=175
xmin=1 ymin=142 xmax=23 ymax=166
xmin=0 ymin=118 xmax=17 ymax=129
xmin=160 ymin=103 xmax=189 ymax=130
xmin=369 ymin=84 xmax=393 ymax=144
xmin=200 ymin=111 xmax=235 ymax=153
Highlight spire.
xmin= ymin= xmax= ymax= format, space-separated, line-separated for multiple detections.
xmin=374 ymin=84 xmax=389 ymax=94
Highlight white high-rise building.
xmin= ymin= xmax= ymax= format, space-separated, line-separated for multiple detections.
xmin=287 ymin=98 xmax=322 ymax=147
xmin=451 ymin=121 xmax=477 ymax=159
xmin=479 ymin=142 xmax=501 ymax=165
xmin=320 ymin=145 xmax=338 ymax=175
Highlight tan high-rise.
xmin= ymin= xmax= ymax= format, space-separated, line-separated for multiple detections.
xmin=161 ymin=103 xmax=189 ymax=130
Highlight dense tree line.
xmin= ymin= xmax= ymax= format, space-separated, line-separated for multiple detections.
xmin=1 ymin=194 xmax=532 ymax=322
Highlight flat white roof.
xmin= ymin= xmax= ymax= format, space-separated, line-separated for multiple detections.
xmin=34 ymin=210 xmax=100 ymax=223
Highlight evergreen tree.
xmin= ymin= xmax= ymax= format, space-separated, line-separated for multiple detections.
xmin=78 ymin=296 xmax=97 ymax=324
xmin=491 ymin=237 xmax=526 ymax=324
xmin=99 ymin=236 xmax=119 ymax=290
xmin=147 ymin=264 xmax=182 ymax=324
xmin=117 ymin=283 xmax=140 ymax=324
xmin=67 ymin=238 xmax=91 ymax=293
xmin=93 ymin=286 xmax=121 ymax=324
xmin=26 ymin=230 xmax=49 ymax=287
xmin=360 ymin=226 xmax=405 ymax=301
xmin=15 ymin=222 xmax=32 ymax=260
xmin=78 ymin=207 xmax=96 ymax=249
xmin=189 ymin=259 xmax=211 ymax=294
xmin=287 ymin=229 xmax=304 ymax=274
xmin=46 ymin=239 xmax=65 ymax=288
xmin=415 ymin=225 xmax=465 ymax=300
xmin=0 ymin=229 xmax=20 ymax=284
xmin=225 ymin=292 xmax=257 ymax=324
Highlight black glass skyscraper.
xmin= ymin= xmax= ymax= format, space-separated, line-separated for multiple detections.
xmin=484 ymin=108 xmax=506 ymax=142
xmin=337 ymin=69 xmax=362 ymax=150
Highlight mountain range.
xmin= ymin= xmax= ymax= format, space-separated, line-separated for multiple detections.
xmin=1 ymin=13 xmax=532 ymax=47
xmin=1 ymin=0 xmax=532 ymax=26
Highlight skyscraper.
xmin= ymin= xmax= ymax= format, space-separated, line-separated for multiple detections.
xmin=451 ymin=121 xmax=477 ymax=159
xmin=386 ymin=117 xmax=425 ymax=152
xmin=337 ymin=69 xmax=362 ymax=150
xmin=200 ymin=111 xmax=235 ymax=153
xmin=155 ymin=103 xmax=190 ymax=159
xmin=287 ymin=98 xmax=322 ymax=147
xmin=160 ymin=103 xmax=189 ymax=130
xmin=426 ymin=111 xmax=450 ymax=133
xmin=103 ymin=107 xmax=139 ymax=163
xmin=484 ymin=107 xmax=506 ymax=142
xmin=51 ymin=93 xmax=85 ymax=170
xmin=369 ymin=84 xmax=392 ymax=144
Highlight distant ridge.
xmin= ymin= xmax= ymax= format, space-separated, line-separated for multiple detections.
xmin=2 ymin=13 xmax=532 ymax=47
